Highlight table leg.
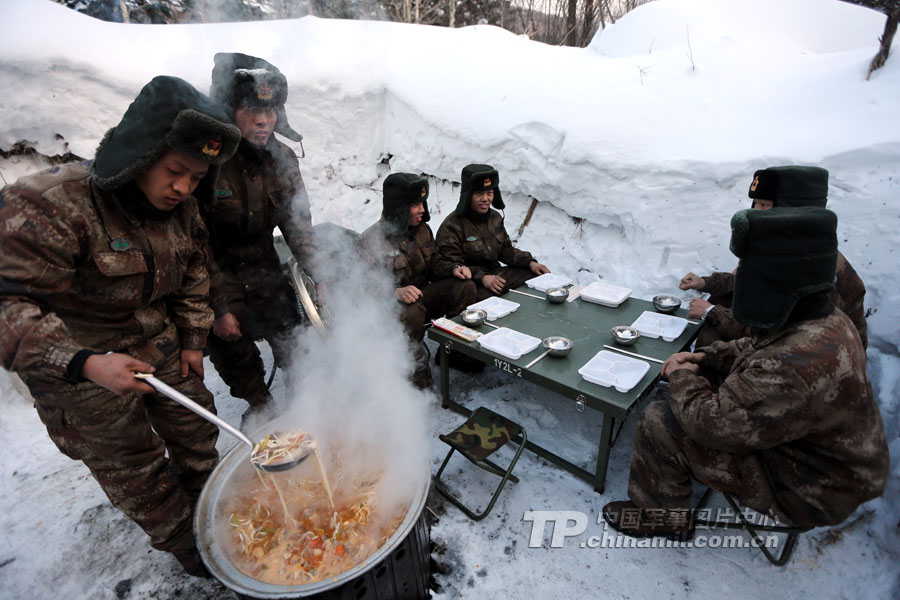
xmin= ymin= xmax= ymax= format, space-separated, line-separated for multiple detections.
xmin=440 ymin=342 xmax=451 ymax=409
xmin=593 ymin=414 xmax=616 ymax=493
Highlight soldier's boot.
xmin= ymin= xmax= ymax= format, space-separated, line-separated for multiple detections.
xmin=410 ymin=344 xmax=433 ymax=389
xmin=601 ymin=500 xmax=695 ymax=541
xmin=241 ymin=391 xmax=274 ymax=431
xmin=411 ymin=365 xmax=433 ymax=389
xmin=173 ymin=547 xmax=211 ymax=578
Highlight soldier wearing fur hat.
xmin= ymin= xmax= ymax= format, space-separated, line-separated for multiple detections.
xmin=604 ymin=207 xmax=888 ymax=540
xmin=356 ymin=173 xmax=476 ymax=388
xmin=435 ymin=164 xmax=549 ymax=301
xmin=203 ymin=53 xmax=319 ymax=413
xmin=680 ymin=166 xmax=868 ymax=348
xmin=0 ymin=76 xmax=242 ymax=576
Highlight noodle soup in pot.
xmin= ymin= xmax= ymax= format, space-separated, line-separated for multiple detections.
xmin=196 ymin=421 xmax=430 ymax=598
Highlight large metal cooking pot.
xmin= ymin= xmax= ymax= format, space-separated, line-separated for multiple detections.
xmin=195 ymin=429 xmax=431 ymax=599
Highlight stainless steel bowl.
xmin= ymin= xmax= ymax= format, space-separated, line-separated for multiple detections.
xmin=545 ymin=287 xmax=568 ymax=304
xmin=460 ymin=308 xmax=487 ymax=327
xmin=652 ymin=294 xmax=681 ymax=314
xmin=542 ymin=335 xmax=574 ymax=357
xmin=610 ymin=326 xmax=641 ymax=346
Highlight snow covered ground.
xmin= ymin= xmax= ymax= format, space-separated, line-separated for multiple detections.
xmin=0 ymin=0 xmax=897 ymax=598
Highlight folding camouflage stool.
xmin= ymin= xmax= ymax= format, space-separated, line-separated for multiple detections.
xmin=434 ymin=407 xmax=526 ymax=521
xmin=692 ymin=487 xmax=811 ymax=566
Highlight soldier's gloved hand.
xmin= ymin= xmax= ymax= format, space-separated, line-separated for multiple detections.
xmin=180 ymin=349 xmax=204 ymax=379
xmin=687 ymin=298 xmax=713 ymax=319
xmin=530 ymin=261 xmax=550 ymax=275
xmin=395 ymin=285 xmax=423 ymax=304
xmin=679 ymin=272 xmax=706 ymax=291
xmin=82 ymin=353 xmax=155 ymax=396
xmin=481 ymin=274 xmax=506 ymax=295
xmin=213 ymin=312 xmax=242 ymax=341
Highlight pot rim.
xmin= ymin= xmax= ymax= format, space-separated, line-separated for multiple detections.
xmin=195 ymin=438 xmax=430 ymax=598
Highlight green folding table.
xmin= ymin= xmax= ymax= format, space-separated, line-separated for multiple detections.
xmin=427 ymin=286 xmax=701 ymax=493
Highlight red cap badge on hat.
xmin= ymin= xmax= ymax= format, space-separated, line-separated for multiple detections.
xmin=484 ymin=177 xmax=492 ymax=187
xmin=750 ymin=176 xmax=759 ymax=192
xmin=257 ymin=84 xmax=273 ymax=101
xmin=420 ymin=186 xmax=427 ymax=198
xmin=202 ymin=138 xmax=222 ymax=157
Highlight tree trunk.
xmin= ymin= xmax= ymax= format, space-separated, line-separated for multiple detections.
xmin=867 ymin=9 xmax=899 ymax=79
xmin=565 ymin=0 xmax=578 ymax=46
xmin=449 ymin=0 xmax=455 ymax=27
xmin=582 ymin=0 xmax=595 ymax=45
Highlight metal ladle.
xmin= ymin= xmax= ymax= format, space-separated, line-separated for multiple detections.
xmin=134 ymin=373 xmax=312 ymax=473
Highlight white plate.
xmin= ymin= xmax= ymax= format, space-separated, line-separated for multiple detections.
xmin=578 ymin=350 xmax=650 ymax=393
xmin=525 ymin=273 xmax=573 ymax=293
xmin=467 ymin=297 xmax=520 ymax=321
xmin=630 ymin=311 xmax=688 ymax=342
xmin=579 ymin=281 xmax=632 ymax=307
xmin=477 ymin=327 xmax=542 ymax=360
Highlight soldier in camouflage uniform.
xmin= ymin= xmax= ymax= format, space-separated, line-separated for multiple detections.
xmin=356 ymin=173 xmax=476 ymax=388
xmin=681 ymin=166 xmax=868 ymax=348
xmin=604 ymin=207 xmax=889 ymax=539
xmin=0 ymin=77 xmax=242 ymax=575
xmin=435 ymin=164 xmax=550 ymax=301
xmin=203 ymin=53 xmax=320 ymax=411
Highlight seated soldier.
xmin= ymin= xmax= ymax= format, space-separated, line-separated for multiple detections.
xmin=356 ymin=173 xmax=476 ymax=388
xmin=681 ymin=166 xmax=867 ymax=348
xmin=435 ymin=164 xmax=549 ymax=301
xmin=603 ymin=207 xmax=889 ymax=539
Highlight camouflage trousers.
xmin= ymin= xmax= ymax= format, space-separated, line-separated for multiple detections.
xmin=475 ymin=266 xmax=536 ymax=301
xmin=31 ymin=350 xmax=219 ymax=556
xmin=628 ymin=400 xmax=775 ymax=516
xmin=207 ymin=275 xmax=300 ymax=406
xmin=398 ymin=278 xmax=477 ymax=344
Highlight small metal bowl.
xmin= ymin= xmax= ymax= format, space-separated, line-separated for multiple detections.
xmin=460 ymin=308 xmax=487 ymax=328
xmin=652 ymin=294 xmax=681 ymax=314
xmin=610 ymin=326 xmax=641 ymax=346
xmin=543 ymin=335 xmax=574 ymax=357
xmin=545 ymin=287 xmax=568 ymax=304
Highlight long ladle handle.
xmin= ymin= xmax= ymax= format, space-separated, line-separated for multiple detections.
xmin=135 ymin=373 xmax=255 ymax=450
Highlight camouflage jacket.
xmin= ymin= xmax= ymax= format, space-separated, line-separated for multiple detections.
xmin=201 ymin=139 xmax=316 ymax=316
xmin=702 ymin=251 xmax=867 ymax=347
xmin=434 ymin=210 xmax=534 ymax=282
xmin=669 ymin=310 xmax=888 ymax=527
xmin=356 ymin=221 xmax=450 ymax=289
xmin=0 ymin=162 xmax=213 ymax=384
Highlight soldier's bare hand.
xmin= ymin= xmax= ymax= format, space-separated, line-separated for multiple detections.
xmin=482 ymin=274 xmax=506 ymax=295
xmin=530 ymin=261 xmax=550 ymax=275
xmin=180 ymin=349 xmax=204 ymax=379
xmin=453 ymin=265 xmax=472 ymax=280
xmin=679 ymin=272 xmax=706 ymax=291
xmin=661 ymin=351 xmax=705 ymax=377
xmin=82 ymin=353 xmax=155 ymax=395
xmin=213 ymin=312 xmax=242 ymax=341
xmin=687 ymin=298 xmax=712 ymax=319
xmin=395 ymin=285 xmax=423 ymax=304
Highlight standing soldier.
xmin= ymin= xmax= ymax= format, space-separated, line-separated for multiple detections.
xmin=356 ymin=173 xmax=476 ymax=388
xmin=203 ymin=53 xmax=319 ymax=414
xmin=435 ymin=164 xmax=550 ymax=301
xmin=680 ymin=166 xmax=868 ymax=348
xmin=604 ymin=207 xmax=888 ymax=539
xmin=0 ymin=76 xmax=241 ymax=576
